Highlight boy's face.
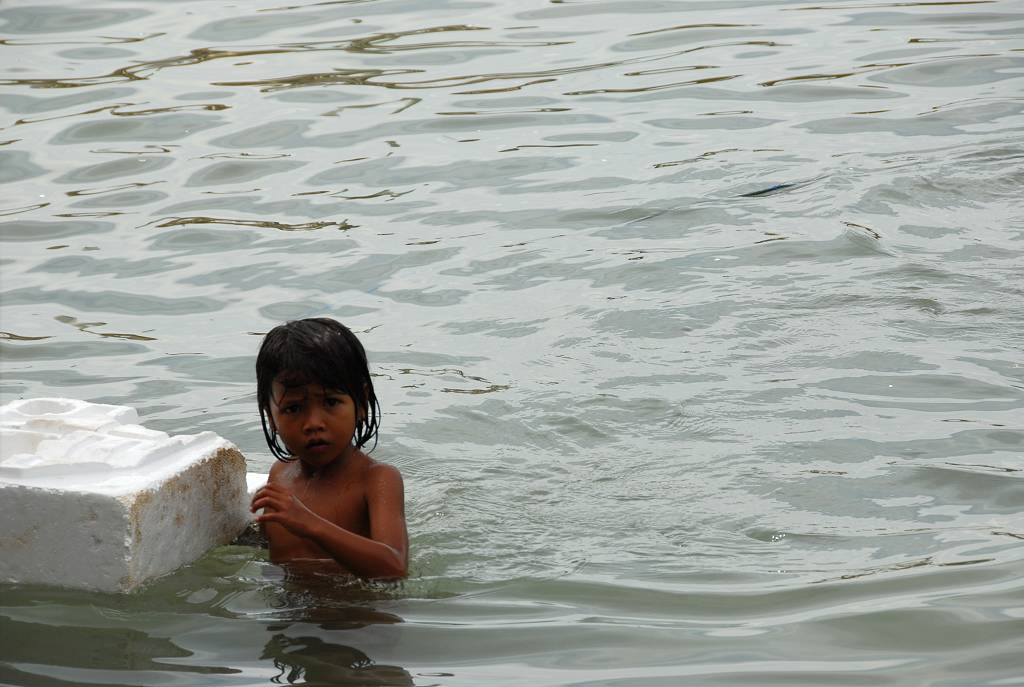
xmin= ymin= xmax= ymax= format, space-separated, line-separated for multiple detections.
xmin=268 ymin=378 xmax=361 ymax=467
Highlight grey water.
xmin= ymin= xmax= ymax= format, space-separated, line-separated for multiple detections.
xmin=1 ymin=0 xmax=1023 ymax=684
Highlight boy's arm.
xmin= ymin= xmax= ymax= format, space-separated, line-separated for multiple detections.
xmin=251 ymin=465 xmax=408 ymax=580
xmin=365 ymin=464 xmax=410 ymax=573
xmin=252 ymin=462 xmax=284 ymax=538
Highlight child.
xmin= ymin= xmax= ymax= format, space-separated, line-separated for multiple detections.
xmin=250 ymin=318 xmax=408 ymax=580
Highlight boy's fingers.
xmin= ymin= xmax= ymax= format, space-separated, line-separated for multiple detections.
xmin=256 ymin=511 xmax=292 ymax=526
xmin=251 ymin=495 xmax=282 ymax=512
xmin=254 ymin=485 xmax=292 ymax=501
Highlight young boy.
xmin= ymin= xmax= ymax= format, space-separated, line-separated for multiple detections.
xmin=250 ymin=318 xmax=408 ymax=580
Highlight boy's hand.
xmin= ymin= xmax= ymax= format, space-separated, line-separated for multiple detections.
xmin=250 ymin=484 xmax=320 ymax=539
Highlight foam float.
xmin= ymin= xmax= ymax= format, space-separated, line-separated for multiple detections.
xmin=0 ymin=398 xmax=259 ymax=593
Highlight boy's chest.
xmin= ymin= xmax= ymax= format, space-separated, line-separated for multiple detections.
xmin=301 ymin=483 xmax=370 ymax=536
xmin=266 ymin=469 xmax=373 ymax=553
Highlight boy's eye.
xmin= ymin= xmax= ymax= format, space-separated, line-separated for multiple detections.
xmin=281 ymin=402 xmax=302 ymax=414
xmin=325 ymin=396 xmax=345 ymax=407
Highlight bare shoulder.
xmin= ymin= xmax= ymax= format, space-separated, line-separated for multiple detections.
xmin=362 ymin=457 xmax=404 ymax=489
xmin=267 ymin=460 xmax=288 ymax=481
xmin=362 ymin=459 xmax=405 ymax=521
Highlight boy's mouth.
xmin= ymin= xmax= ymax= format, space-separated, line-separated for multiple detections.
xmin=306 ymin=439 xmax=330 ymax=449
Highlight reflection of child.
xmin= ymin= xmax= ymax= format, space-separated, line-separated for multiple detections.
xmin=250 ymin=318 xmax=408 ymax=580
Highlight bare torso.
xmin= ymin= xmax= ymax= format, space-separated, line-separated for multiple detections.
xmin=263 ymin=451 xmax=374 ymax=563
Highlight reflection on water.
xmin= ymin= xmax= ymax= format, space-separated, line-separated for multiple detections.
xmin=0 ymin=556 xmax=416 ymax=686
xmin=2 ymin=0 xmax=1023 ymax=684
xmin=263 ymin=634 xmax=412 ymax=687
xmin=259 ymin=582 xmax=412 ymax=687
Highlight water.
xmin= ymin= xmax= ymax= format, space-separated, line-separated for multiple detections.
xmin=1 ymin=0 xmax=1023 ymax=684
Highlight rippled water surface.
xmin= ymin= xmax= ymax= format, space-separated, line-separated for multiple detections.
xmin=2 ymin=0 xmax=1023 ymax=684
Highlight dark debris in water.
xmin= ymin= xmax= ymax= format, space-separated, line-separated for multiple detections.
xmin=146 ymin=216 xmax=355 ymax=231
xmin=55 ymin=314 xmax=157 ymax=341
xmin=232 ymin=521 xmax=268 ymax=549
xmin=739 ymin=182 xmax=802 ymax=197
xmin=992 ymin=531 xmax=1024 ymax=540
xmin=0 ymin=331 xmax=53 ymax=341
xmin=843 ymin=221 xmax=882 ymax=239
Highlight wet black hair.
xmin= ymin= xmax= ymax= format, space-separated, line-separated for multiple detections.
xmin=256 ymin=317 xmax=380 ymax=461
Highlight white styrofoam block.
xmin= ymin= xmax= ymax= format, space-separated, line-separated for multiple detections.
xmin=246 ymin=472 xmax=268 ymax=497
xmin=0 ymin=398 xmax=250 ymax=592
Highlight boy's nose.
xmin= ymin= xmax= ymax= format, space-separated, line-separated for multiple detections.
xmin=303 ymin=408 xmax=325 ymax=432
